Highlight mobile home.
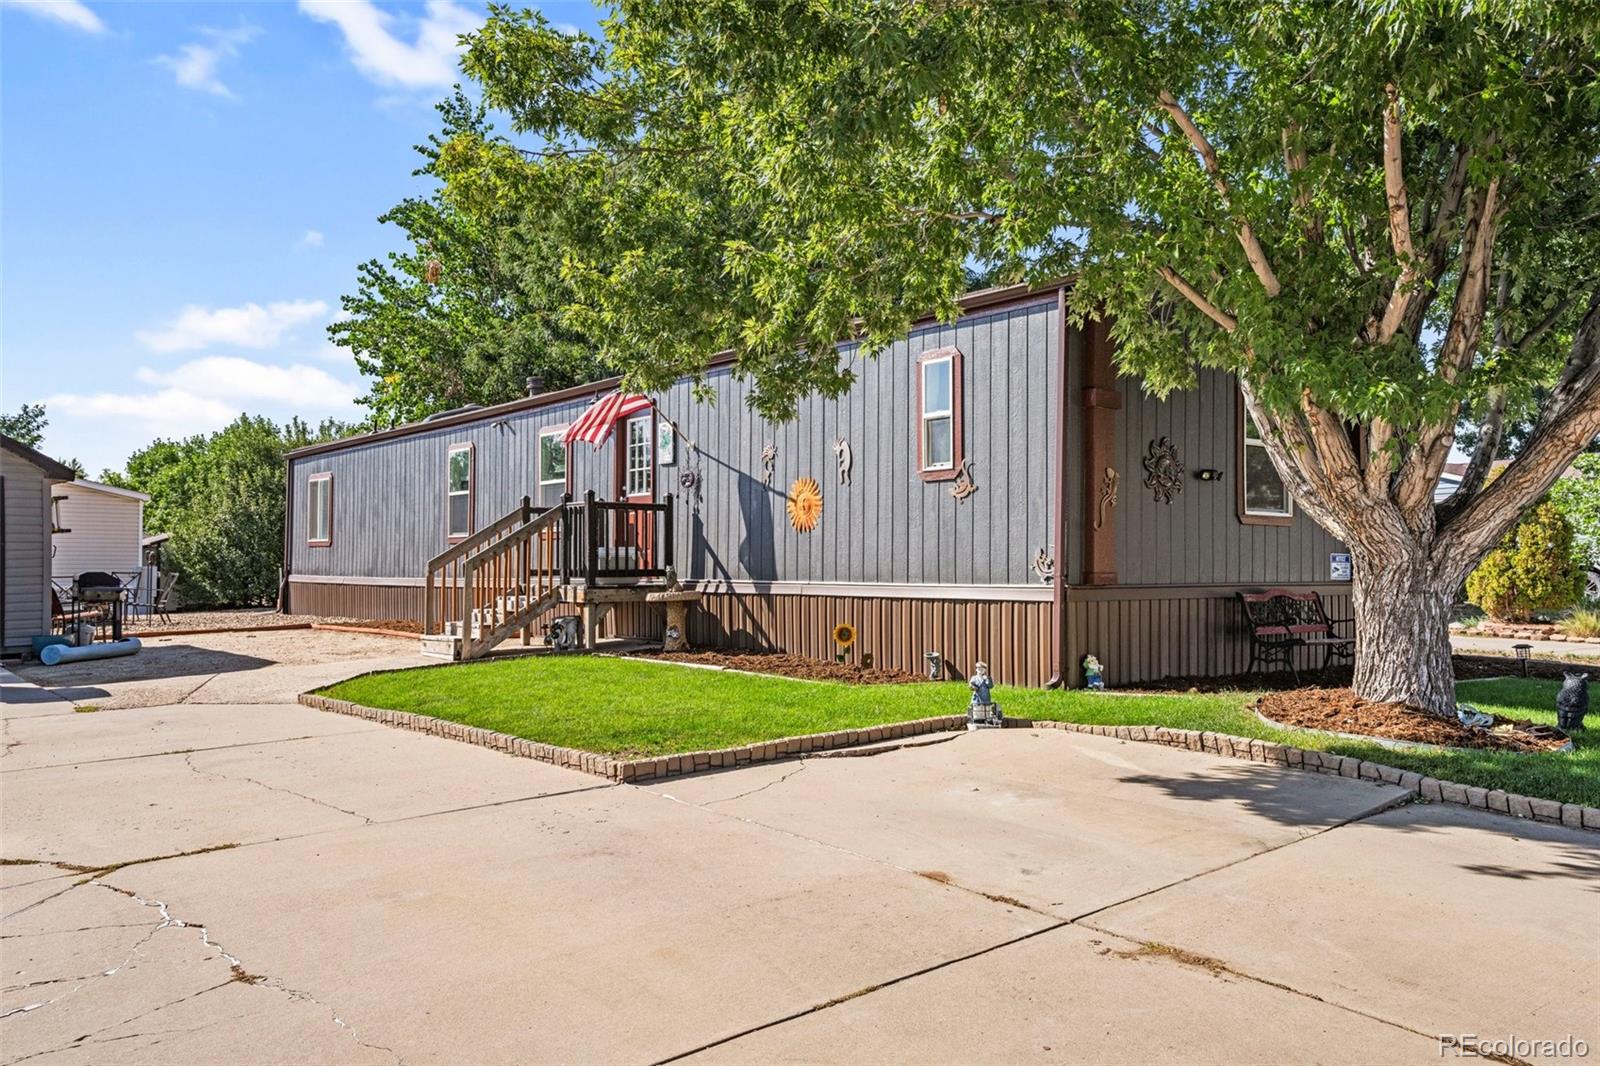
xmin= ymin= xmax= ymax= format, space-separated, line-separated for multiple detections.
xmin=282 ymin=282 xmax=1349 ymax=687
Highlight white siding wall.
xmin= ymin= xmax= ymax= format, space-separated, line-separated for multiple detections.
xmin=51 ymin=485 xmax=143 ymax=580
xmin=2 ymin=452 xmax=54 ymax=649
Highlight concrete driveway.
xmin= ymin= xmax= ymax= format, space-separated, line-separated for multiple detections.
xmin=2 ymin=633 xmax=1596 ymax=1064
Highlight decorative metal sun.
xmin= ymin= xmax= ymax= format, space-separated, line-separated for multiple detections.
xmin=787 ymin=476 xmax=823 ymax=532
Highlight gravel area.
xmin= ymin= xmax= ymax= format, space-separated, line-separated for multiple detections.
xmin=126 ymin=608 xmax=363 ymax=634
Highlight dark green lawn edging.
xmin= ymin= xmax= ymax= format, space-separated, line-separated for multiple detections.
xmin=316 ymin=656 xmax=1599 ymax=810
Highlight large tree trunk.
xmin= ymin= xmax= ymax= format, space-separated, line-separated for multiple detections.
xmin=1349 ymin=549 xmax=1458 ymax=716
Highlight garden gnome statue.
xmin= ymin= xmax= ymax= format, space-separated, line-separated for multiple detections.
xmin=967 ymin=661 xmax=1003 ymax=729
xmin=1082 ymin=654 xmax=1105 ymax=690
xmin=1556 ymin=672 xmax=1589 ymax=731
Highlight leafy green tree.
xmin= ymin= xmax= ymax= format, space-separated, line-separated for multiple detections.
xmin=1549 ymin=453 xmax=1600 ymax=575
xmin=331 ymin=90 xmax=601 ymax=426
xmin=445 ymin=1 xmax=1600 ymax=715
xmin=108 ymin=417 xmax=354 ymax=608
xmin=0 ymin=403 xmax=47 ymax=447
xmin=1466 ymin=503 xmax=1584 ymax=621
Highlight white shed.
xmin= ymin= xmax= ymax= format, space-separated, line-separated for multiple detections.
xmin=2 ymin=436 xmax=76 ymax=654
xmin=51 ymin=480 xmax=149 ymax=583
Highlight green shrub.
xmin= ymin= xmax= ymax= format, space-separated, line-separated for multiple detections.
xmin=1564 ymin=606 xmax=1600 ymax=638
xmin=1467 ymin=502 xmax=1585 ymax=622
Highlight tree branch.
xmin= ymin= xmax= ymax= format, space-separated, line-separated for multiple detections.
xmin=1375 ymin=85 xmax=1421 ymax=343
xmin=1157 ymin=90 xmax=1282 ymax=297
xmin=1442 ymin=288 xmax=1600 ymax=565
xmin=1157 ymin=266 xmax=1237 ymax=331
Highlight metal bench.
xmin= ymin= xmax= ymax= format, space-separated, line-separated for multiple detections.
xmin=1238 ymin=588 xmax=1354 ymax=683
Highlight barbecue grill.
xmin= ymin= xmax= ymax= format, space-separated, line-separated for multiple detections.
xmin=71 ymin=571 xmax=128 ymax=640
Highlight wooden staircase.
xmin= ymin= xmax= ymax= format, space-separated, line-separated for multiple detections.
xmin=420 ymin=493 xmax=675 ymax=661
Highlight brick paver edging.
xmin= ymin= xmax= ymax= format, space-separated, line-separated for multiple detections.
xmin=1012 ymin=718 xmax=1599 ymax=833
xmin=296 ymin=691 xmax=1597 ymax=830
xmin=296 ymin=692 xmax=965 ymax=783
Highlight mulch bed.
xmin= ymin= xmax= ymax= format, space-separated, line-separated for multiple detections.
xmin=1259 ymin=688 xmax=1571 ymax=753
xmin=642 ymin=650 xmax=927 ymax=684
xmin=1135 ymin=653 xmax=1588 ymax=693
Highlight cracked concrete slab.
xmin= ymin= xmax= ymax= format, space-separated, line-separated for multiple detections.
xmin=2 ymin=747 xmax=367 ymax=868
xmin=1 ymin=673 xmax=77 ymax=721
xmin=1089 ymin=802 xmax=1600 ymax=1063
xmin=1 ymin=879 xmax=397 ymax=1066
xmin=682 ymin=922 xmax=1433 ymax=1064
xmin=106 ymin=784 xmax=1050 ymax=1065
xmin=647 ymin=728 xmax=1410 ymax=919
xmin=0 ymin=703 xmax=384 ymax=772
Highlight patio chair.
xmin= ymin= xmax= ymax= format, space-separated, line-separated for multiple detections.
xmin=151 ymin=572 xmax=179 ymax=624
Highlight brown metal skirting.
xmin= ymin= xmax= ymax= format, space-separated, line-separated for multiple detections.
xmin=1063 ymin=583 xmax=1354 ymax=688
xmin=285 ymin=578 xmax=1349 ymax=690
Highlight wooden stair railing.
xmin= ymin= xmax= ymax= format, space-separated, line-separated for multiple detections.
xmin=457 ymin=504 xmax=566 ymax=659
xmin=423 ymin=497 xmax=541 ymax=635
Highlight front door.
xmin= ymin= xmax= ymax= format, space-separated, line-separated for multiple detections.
xmin=618 ymin=412 xmax=655 ymax=569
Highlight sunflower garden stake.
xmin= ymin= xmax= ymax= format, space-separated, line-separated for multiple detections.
xmin=833 ymin=622 xmax=856 ymax=664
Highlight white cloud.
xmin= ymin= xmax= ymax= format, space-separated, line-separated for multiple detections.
xmin=298 ymin=0 xmax=479 ymax=90
xmin=156 ymin=25 xmax=258 ymax=98
xmin=301 ymin=229 xmax=325 ymax=248
xmin=137 ymin=298 xmax=329 ymax=353
xmin=1 ymin=0 xmax=105 ymax=34
xmin=44 ymin=388 xmax=240 ymax=439
xmin=134 ymin=356 xmax=359 ymax=408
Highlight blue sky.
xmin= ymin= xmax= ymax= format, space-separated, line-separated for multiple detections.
xmin=2 ymin=0 xmax=601 ymax=476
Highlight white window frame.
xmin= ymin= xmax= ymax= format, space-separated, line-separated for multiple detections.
xmin=919 ymin=353 xmax=955 ymax=473
xmin=538 ymin=426 xmax=568 ymax=488
xmin=1242 ymin=413 xmax=1293 ymax=518
xmin=307 ymin=473 xmax=332 ymax=546
xmin=624 ymin=414 xmax=653 ymax=498
xmin=446 ymin=443 xmax=474 ymax=541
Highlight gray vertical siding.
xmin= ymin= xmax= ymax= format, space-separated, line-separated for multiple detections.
xmin=657 ymin=298 xmax=1061 ymax=586
xmin=2 ymin=453 xmax=55 ymax=649
xmin=1111 ymin=367 xmax=1345 ymax=586
xmin=289 ymin=393 xmax=599 ymax=579
xmin=289 ymin=298 xmax=1064 ymax=588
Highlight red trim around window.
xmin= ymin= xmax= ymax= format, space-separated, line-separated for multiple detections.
xmin=306 ymin=472 xmax=332 ymax=546
xmin=916 ymin=346 xmax=964 ymax=482
xmin=446 ymin=443 xmax=476 ymax=543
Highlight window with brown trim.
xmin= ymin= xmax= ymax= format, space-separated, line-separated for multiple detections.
xmin=916 ymin=346 xmax=963 ymax=481
xmin=1237 ymin=390 xmax=1293 ymax=526
xmin=307 ymin=472 xmax=332 ymax=546
xmin=446 ymin=443 xmax=474 ymax=541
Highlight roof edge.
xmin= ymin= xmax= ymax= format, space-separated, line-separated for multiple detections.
xmin=1 ymin=435 xmax=77 ymax=482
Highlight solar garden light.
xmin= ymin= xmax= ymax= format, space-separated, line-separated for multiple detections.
xmin=1513 ymin=642 xmax=1533 ymax=677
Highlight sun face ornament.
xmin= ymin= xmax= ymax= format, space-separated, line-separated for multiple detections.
xmin=787 ymin=476 xmax=823 ymax=532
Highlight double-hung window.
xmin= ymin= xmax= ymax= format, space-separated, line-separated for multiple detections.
xmin=538 ymin=428 xmax=567 ymax=489
xmin=1239 ymin=400 xmax=1293 ymax=522
xmin=624 ymin=415 xmax=652 ymax=497
xmin=917 ymin=347 xmax=962 ymax=479
xmin=446 ymin=444 xmax=474 ymax=540
xmin=307 ymin=473 xmax=332 ymax=546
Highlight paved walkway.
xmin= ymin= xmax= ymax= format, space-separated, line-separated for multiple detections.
xmin=1452 ymin=632 xmax=1600 ymax=661
xmin=2 ymin=633 xmax=1596 ymax=1064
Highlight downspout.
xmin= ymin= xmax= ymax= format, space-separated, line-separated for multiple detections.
xmin=1044 ymin=286 xmax=1071 ymax=688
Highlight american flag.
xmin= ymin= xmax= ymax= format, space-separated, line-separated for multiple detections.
xmin=562 ymin=392 xmax=652 ymax=446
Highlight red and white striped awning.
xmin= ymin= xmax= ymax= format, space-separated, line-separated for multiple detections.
xmin=562 ymin=391 xmax=652 ymax=446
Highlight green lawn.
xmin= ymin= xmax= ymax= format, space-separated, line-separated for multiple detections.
xmin=320 ymin=657 xmax=1598 ymax=807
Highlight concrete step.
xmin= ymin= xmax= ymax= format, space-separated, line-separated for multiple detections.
xmin=419 ymin=633 xmax=462 ymax=661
